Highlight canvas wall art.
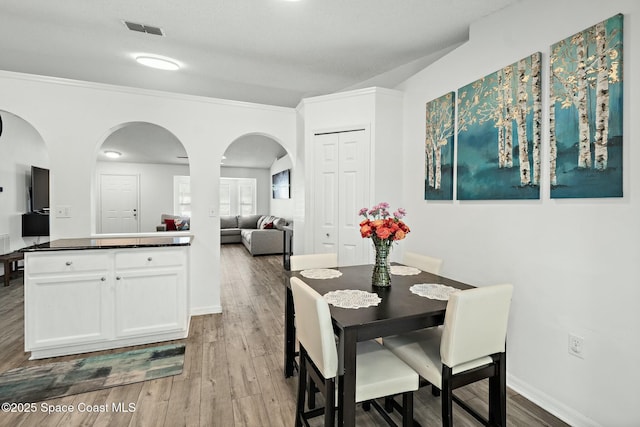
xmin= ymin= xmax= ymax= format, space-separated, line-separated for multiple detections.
xmin=424 ymin=92 xmax=455 ymax=200
xmin=456 ymin=52 xmax=542 ymax=200
xmin=549 ymin=14 xmax=623 ymax=198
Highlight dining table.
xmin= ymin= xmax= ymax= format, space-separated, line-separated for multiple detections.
xmin=283 ymin=263 xmax=476 ymax=427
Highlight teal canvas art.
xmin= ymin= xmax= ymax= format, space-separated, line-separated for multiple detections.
xmin=424 ymin=92 xmax=455 ymax=200
xmin=550 ymin=14 xmax=623 ymax=198
xmin=457 ymin=52 xmax=542 ymax=200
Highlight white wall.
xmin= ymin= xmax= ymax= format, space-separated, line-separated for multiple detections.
xmin=0 ymin=71 xmax=296 ymax=315
xmin=95 ymin=161 xmax=190 ymax=232
xmin=220 ymin=166 xmax=271 ymax=215
xmin=297 ymin=87 xmax=404 ymax=255
xmin=396 ymin=1 xmax=639 ymax=425
xmin=0 ymin=111 xmax=50 ymax=259
xmin=270 ymin=154 xmax=294 ymax=219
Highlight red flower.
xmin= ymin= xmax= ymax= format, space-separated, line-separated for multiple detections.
xmin=376 ymin=227 xmax=392 ymax=240
xmin=360 ymin=225 xmax=372 ymax=238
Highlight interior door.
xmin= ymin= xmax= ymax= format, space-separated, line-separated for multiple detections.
xmin=313 ymin=129 xmax=369 ymax=266
xmin=100 ymin=174 xmax=139 ymax=234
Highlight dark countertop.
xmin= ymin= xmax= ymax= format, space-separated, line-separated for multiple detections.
xmin=21 ymin=236 xmax=193 ymax=252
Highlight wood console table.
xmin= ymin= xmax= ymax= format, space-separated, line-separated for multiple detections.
xmin=0 ymin=251 xmax=24 ymax=287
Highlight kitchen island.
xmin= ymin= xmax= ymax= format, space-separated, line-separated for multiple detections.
xmin=22 ymin=236 xmax=192 ymax=359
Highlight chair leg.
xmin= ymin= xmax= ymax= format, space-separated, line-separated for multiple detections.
xmin=489 ymin=352 xmax=507 ymax=427
xmin=362 ymin=401 xmax=371 ymax=412
xmin=401 ymin=392 xmax=414 ymax=427
xmin=295 ymin=349 xmax=308 ymax=427
xmin=308 ymin=378 xmax=316 ymax=409
xmin=325 ymin=378 xmax=336 ymax=427
xmin=441 ymin=367 xmax=453 ymax=427
xmin=384 ymin=396 xmax=394 ymax=412
xmin=431 ymin=385 xmax=440 ymax=397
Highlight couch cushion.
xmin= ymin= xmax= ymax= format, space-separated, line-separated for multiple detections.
xmin=259 ymin=215 xmax=278 ymax=229
xmin=220 ymin=216 xmax=238 ymax=229
xmin=273 ymin=218 xmax=286 ymax=230
xmin=221 ymin=228 xmax=241 ymax=236
xmin=238 ymin=214 xmax=262 ymax=229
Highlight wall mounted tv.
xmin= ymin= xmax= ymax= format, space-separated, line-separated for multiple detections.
xmin=272 ymin=169 xmax=290 ymax=199
xmin=30 ymin=166 xmax=50 ymax=213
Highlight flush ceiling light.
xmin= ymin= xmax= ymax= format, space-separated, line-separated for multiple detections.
xmin=135 ymin=55 xmax=180 ymax=71
xmin=104 ymin=150 xmax=122 ymax=159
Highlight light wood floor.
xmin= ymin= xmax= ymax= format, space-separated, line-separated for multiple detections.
xmin=0 ymin=244 xmax=569 ymax=427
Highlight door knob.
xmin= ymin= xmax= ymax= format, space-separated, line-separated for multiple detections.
xmin=65 ymin=261 xmax=73 ymax=266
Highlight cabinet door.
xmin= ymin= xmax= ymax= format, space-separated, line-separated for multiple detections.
xmin=114 ymin=268 xmax=187 ymax=337
xmin=26 ymin=273 xmax=112 ymax=350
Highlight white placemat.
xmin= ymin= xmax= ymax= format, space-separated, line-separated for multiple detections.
xmin=390 ymin=265 xmax=421 ymax=276
xmin=299 ymin=268 xmax=343 ymax=280
xmin=410 ymin=283 xmax=459 ymax=300
xmin=323 ymin=289 xmax=382 ymax=309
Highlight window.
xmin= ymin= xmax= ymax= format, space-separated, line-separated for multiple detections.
xmin=173 ymin=176 xmax=191 ymax=217
xmin=220 ymin=178 xmax=257 ymax=216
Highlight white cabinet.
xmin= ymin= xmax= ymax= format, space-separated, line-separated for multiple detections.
xmin=114 ymin=249 xmax=187 ymax=337
xmin=24 ymin=247 xmax=189 ymax=359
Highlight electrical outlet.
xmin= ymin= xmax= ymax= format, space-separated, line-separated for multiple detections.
xmin=568 ymin=334 xmax=584 ymax=359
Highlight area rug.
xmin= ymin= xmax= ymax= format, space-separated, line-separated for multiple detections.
xmin=0 ymin=343 xmax=185 ymax=403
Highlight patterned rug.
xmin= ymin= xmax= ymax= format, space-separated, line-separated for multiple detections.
xmin=0 ymin=343 xmax=185 ymax=403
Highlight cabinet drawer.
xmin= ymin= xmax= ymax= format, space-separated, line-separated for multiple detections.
xmin=115 ymin=249 xmax=186 ymax=270
xmin=27 ymin=252 xmax=110 ymax=275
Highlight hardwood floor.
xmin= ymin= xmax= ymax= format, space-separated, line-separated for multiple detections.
xmin=0 ymin=245 xmax=569 ymax=426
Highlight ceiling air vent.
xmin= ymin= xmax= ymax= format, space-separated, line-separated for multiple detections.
xmin=124 ymin=21 xmax=164 ymax=36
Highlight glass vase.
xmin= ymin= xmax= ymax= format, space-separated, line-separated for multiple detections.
xmin=372 ymin=239 xmax=391 ymax=287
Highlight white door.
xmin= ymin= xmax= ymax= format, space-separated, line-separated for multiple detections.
xmin=100 ymin=174 xmax=139 ymax=234
xmin=313 ymin=129 xmax=370 ymax=266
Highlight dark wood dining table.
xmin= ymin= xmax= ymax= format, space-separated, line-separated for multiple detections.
xmin=284 ymin=264 xmax=475 ymax=427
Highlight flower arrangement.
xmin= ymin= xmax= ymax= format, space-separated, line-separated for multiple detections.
xmin=358 ymin=202 xmax=410 ymax=287
xmin=358 ymin=202 xmax=410 ymax=242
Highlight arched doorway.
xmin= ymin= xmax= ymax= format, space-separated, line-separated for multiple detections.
xmin=94 ymin=122 xmax=190 ymax=234
xmin=0 ymin=110 xmax=49 ymax=249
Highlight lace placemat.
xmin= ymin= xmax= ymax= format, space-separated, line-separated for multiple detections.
xmin=390 ymin=265 xmax=421 ymax=276
xmin=299 ymin=268 xmax=343 ymax=280
xmin=410 ymin=283 xmax=459 ymax=300
xmin=323 ymin=290 xmax=382 ymax=309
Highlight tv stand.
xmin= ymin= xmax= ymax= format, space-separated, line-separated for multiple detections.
xmin=22 ymin=212 xmax=50 ymax=237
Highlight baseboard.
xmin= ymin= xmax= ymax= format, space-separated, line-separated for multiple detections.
xmin=507 ymin=373 xmax=600 ymax=427
xmin=190 ymin=305 xmax=222 ymax=316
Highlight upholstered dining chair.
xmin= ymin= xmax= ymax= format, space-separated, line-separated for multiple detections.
xmin=382 ymin=283 xmax=513 ymax=427
xmin=290 ymin=253 xmax=338 ymax=271
xmin=402 ymin=251 xmax=443 ymax=275
xmin=290 ymin=277 xmax=419 ymax=427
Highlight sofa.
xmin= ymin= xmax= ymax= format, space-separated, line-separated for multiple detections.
xmin=220 ymin=214 xmax=290 ymax=255
xmin=156 ymin=214 xmax=191 ymax=231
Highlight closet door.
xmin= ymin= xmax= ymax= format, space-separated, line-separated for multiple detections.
xmin=313 ymin=129 xmax=369 ymax=266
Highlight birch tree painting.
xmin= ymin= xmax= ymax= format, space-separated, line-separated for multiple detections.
xmin=425 ymin=92 xmax=454 ymax=200
xmin=456 ymin=52 xmax=542 ymax=200
xmin=550 ymin=14 xmax=623 ymax=198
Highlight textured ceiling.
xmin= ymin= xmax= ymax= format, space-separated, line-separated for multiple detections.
xmin=2 ymin=0 xmax=521 ymax=166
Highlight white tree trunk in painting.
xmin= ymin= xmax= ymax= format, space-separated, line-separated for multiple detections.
xmin=516 ymin=59 xmax=531 ymax=185
xmin=496 ymin=71 xmax=506 ymax=168
xmin=425 ymin=140 xmax=435 ymax=188
xmin=503 ymin=65 xmax=514 ymax=168
xmin=549 ymin=97 xmax=558 ymax=186
xmin=435 ymin=141 xmax=443 ymax=190
xmin=576 ymin=33 xmax=591 ymax=168
xmin=594 ymin=21 xmax=610 ymax=170
xmin=531 ymin=53 xmax=542 ymax=184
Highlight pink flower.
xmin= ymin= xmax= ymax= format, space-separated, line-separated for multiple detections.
xmin=358 ymin=207 xmax=368 ymax=216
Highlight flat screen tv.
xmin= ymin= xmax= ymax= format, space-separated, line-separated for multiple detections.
xmin=272 ymin=169 xmax=290 ymax=199
xmin=30 ymin=166 xmax=50 ymax=212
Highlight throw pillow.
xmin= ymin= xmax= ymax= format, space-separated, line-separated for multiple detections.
xmin=263 ymin=222 xmax=274 ymax=229
xmin=164 ymin=219 xmax=177 ymax=231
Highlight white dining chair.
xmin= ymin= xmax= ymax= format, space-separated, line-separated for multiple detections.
xmin=290 ymin=277 xmax=419 ymax=427
xmin=402 ymin=251 xmax=443 ymax=275
xmin=382 ymin=283 xmax=513 ymax=427
xmin=290 ymin=253 xmax=338 ymax=271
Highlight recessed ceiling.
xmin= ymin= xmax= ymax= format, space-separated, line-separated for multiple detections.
xmin=0 ymin=0 xmax=522 ymax=107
